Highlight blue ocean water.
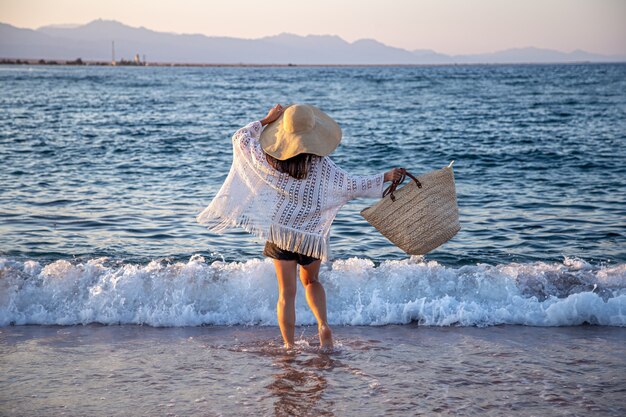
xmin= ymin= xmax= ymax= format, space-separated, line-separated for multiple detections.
xmin=0 ymin=63 xmax=625 ymax=326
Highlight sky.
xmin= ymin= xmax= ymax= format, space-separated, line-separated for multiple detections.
xmin=1 ymin=0 xmax=625 ymax=55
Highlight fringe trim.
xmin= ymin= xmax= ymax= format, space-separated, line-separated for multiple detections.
xmin=267 ymin=224 xmax=328 ymax=261
xmin=197 ymin=209 xmax=329 ymax=261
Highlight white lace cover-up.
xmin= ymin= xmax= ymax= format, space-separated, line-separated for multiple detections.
xmin=197 ymin=121 xmax=384 ymax=260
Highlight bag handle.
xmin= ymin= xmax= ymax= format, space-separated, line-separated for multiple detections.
xmin=382 ymin=168 xmax=422 ymax=202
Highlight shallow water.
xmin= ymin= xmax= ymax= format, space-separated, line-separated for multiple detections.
xmin=1 ymin=63 xmax=625 ymax=329
xmin=1 ymin=325 xmax=624 ymax=416
xmin=2 ymin=62 xmax=626 ymax=417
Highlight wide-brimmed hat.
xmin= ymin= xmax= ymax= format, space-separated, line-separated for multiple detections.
xmin=259 ymin=104 xmax=342 ymax=160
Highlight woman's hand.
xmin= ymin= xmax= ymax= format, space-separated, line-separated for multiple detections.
xmin=384 ymin=168 xmax=403 ymax=183
xmin=261 ymin=104 xmax=285 ymax=126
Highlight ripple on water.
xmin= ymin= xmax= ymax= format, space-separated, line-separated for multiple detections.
xmin=0 ymin=64 xmax=625 ymax=265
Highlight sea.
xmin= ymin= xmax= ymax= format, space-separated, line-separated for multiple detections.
xmin=1 ymin=63 xmax=625 ymax=416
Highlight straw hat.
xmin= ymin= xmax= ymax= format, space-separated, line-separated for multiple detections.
xmin=259 ymin=104 xmax=342 ymax=160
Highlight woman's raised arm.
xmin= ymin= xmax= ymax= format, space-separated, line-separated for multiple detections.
xmin=260 ymin=104 xmax=285 ymax=126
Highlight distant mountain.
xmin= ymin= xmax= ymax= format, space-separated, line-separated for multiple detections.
xmin=1 ymin=19 xmax=624 ymax=65
xmin=411 ymin=49 xmax=455 ymax=64
xmin=455 ymin=46 xmax=618 ymax=64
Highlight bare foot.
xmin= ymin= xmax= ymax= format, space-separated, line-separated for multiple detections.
xmin=318 ymin=324 xmax=333 ymax=349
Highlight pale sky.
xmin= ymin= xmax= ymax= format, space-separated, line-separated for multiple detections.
xmin=1 ymin=0 xmax=625 ymax=55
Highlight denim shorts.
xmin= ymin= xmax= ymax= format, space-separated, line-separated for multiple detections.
xmin=262 ymin=241 xmax=320 ymax=266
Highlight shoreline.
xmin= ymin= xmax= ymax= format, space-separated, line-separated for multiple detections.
xmin=2 ymin=324 xmax=624 ymax=416
xmin=1 ymin=58 xmax=625 ymax=68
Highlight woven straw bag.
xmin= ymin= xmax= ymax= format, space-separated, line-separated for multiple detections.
xmin=360 ymin=162 xmax=460 ymax=255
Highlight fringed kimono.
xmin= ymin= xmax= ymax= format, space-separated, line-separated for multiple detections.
xmin=197 ymin=121 xmax=384 ymax=261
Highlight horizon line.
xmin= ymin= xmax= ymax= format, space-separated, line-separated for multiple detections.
xmin=3 ymin=57 xmax=625 ymax=68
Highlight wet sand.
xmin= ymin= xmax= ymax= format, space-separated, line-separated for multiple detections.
xmin=1 ymin=325 xmax=624 ymax=416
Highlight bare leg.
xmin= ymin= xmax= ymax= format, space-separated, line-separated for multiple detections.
xmin=273 ymin=260 xmax=298 ymax=348
xmin=299 ymin=260 xmax=333 ymax=349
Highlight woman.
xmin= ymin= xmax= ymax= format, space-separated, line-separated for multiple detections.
xmin=198 ymin=103 xmax=402 ymax=349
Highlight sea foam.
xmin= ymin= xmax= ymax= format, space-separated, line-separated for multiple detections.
xmin=0 ymin=256 xmax=624 ymax=327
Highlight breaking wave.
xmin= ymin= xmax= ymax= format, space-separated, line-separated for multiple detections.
xmin=1 ymin=256 xmax=624 ymax=327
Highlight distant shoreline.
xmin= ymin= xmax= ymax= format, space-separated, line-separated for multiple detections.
xmin=1 ymin=57 xmax=624 ymax=68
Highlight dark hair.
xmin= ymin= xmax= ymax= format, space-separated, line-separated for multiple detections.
xmin=265 ymin=152 xmax=317 ymax=180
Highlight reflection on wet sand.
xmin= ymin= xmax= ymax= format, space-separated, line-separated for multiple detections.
xmin=224 ymin=335 xmax=387 ymax=416
xmin=266 ymin=352 xmax=336 ymax=417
